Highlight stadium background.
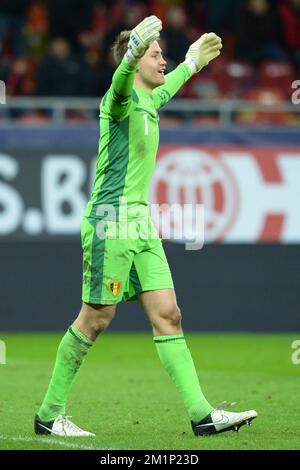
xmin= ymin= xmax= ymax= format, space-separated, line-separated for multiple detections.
xmin=0 ymin=0 xmax=299 ymax=333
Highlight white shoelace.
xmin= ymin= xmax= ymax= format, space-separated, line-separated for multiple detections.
xmin=59 ymin=416 xmax=85 ymax=435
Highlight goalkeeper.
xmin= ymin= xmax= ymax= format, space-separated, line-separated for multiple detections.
xmin=35 ymin=16 xmax=257 ymax=437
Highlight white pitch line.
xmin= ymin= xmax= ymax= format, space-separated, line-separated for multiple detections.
xmin=0 ymin=435 xmax=114 ymax=451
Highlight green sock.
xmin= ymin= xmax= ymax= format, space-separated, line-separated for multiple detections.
xmin=38 ymin=326 xmax=93 ymax=422
xmin=154 ymin=334 xmax=213 ymax=422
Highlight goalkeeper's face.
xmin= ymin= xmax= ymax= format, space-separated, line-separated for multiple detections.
xmin=137 ymin=41 xmax=166 ymax=89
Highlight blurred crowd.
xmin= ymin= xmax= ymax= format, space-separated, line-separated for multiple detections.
xmin=0 ymin=0 xmax=299 ymax=101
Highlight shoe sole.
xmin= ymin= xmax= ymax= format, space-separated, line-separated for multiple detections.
xmin=35 ymin=420 xmax=95 ymax=437
xmin=35 ymin=427 xmax=96 ymax=437
xmin=193 ymin=416 xmax=257 ymax=436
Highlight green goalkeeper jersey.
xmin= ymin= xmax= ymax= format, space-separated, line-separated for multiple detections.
xmin=84 ymin=58 xmax=191 ymax=221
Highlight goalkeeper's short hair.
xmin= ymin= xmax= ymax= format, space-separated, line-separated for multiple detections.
xmin=112 ymin=30 xmax=131 ymax=65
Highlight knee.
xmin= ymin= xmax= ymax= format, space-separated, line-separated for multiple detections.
xmin=89 ymin=313 xmax=113 ymax=335
xmin=75 ymin=303 xmax=116 ymax=339
xmin=89 ymin=306 xmax=117 ymax=336
xmin=169 ymin=305 xmax=182 ymax=328
xmin=154 ymin=304 xmax=182 ymax=329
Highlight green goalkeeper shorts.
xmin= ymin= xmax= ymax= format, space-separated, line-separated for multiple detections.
xmin=81 ymin=216 xmax=174 ymax=305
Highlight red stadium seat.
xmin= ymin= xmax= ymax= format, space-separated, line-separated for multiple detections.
xmin=207 ymin=58 xmax=256 ymax=98
xmin=159 ymin=116 xmax=183 ymax=127
xmin=16 ymin=111 xmax=51 ymax=124
xmin=259 ymin=61 xmax=295 ymax=98
xmin=237 ymin=87 xmax=290 ymax=125
xmin=208 ymin=56 xmax=230 ymax=93
xmin=192 ymin=115 xmax=220 ymax=127
xmin=244 ymin=87 xmax=286 ymax=104
xmin=224 ymin=61 xmax=256 ymax=97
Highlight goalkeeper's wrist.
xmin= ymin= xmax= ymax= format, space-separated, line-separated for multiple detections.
xmin=124 ymin=49 xmax=140 ymax=66
xmin=183 ymin=57 xmax=199 ymax=75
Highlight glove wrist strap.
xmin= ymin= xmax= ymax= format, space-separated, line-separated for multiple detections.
xmin=183 ymin=57 xmax=198 ymax=75
xmin=124 ymin=49 xmax=140 ymax=66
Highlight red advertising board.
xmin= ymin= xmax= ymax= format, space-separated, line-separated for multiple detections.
xmin=151 ymin=146 xmax=300 ymax=243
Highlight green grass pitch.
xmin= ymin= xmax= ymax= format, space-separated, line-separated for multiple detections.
xmin=0 ymin=333 xmax=299 ymax=450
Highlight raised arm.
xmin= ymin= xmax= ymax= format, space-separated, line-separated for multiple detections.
xmin=152 ymin=63 xmax=192 ymax=109
xmin=102 ymin=16 xmax=162 ymax=120
xmin=102 ymin=59 xmax=137 ymax=121
xmin=152 ymin=32 xmax=222 ymax=110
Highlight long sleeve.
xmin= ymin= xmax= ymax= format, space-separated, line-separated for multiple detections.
xmin=151 ymin=63 xmax=192 ymax=110
xmin=101 ymin=58 xmax=138 ymax=121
